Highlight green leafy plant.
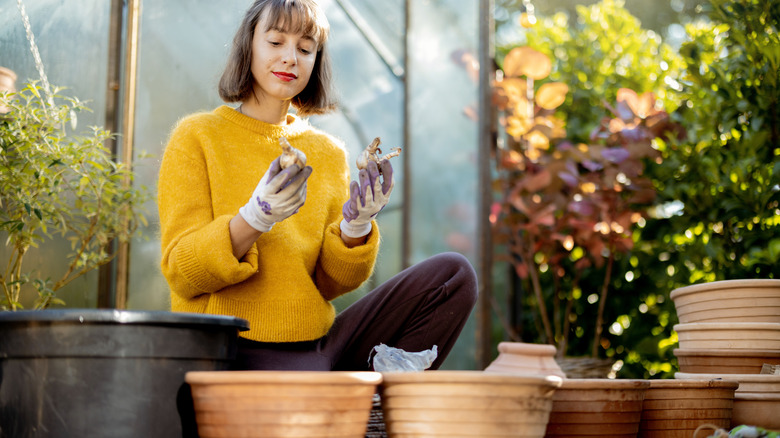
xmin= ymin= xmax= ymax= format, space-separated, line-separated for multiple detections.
xmin=492 ymin=44 xmax=683 ymax=361
xmin=491 ymin=0 xmax=686 ymax=377
xmin=647 ymin=0 xmax=780 ymax=283
xmin=515 ymin=0 xmax=684 ymax=144
xmin=0 ymin=81 xmax=148 ymax=310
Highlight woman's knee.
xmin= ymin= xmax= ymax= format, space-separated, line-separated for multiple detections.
xmin=429 ymin=252 xmax=478 ymax=303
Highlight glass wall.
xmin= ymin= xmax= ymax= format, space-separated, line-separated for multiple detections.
xmin=0 ymin=0 xmax=111 ymax=308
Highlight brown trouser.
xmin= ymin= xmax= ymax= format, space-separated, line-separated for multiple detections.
xmin=232 ymin=252 xmax=479 ymax=371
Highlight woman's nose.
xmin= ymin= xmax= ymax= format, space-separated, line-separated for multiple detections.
xmin=281 ymin=45 xmax=297 ymax=65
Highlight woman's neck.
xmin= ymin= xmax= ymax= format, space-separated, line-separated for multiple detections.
xmin=239 ymin=98 xmax=291 ymax=125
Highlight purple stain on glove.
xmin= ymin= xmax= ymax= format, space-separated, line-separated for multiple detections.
xmin=256 ymin=197 xmax=272 ymax=215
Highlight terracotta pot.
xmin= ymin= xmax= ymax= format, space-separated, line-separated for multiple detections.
xmin=670 ymin=279 xmax=780 ymax=324
xmin=0 ymin=66 xmax=17 ymax=114
xmin=675 ymin=372 xmax=780 ymax=429
xmin=638 ymin=379 xmax=738 ymax=438
xmin=731 ymin=393 xmax=780 ymax=430
xmin=185 ymin=370 xmax=382 ymax=438
xmin=0 ymin=66 xmax=16 ymax=91
xmin=674 ymin=348 xmax=780 ymax=374
xmin=379 ymin=371 xmax=562 ymax=437
xmin=545 ymin=379 xmax=650 ymax=438
xmin=674 ymin=322 xmax=780 ymax=350
xmin=484 ymin=342 xmax=566 ymax=377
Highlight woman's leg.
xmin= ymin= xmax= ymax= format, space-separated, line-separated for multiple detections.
xmin=231 ymin=338 xmax=331 ymax=371
xmin=322 ymin=252 xmax=478 ymax=371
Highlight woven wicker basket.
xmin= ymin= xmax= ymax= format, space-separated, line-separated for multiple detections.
xmin=365 ymin=394 xmax=387 ymax=438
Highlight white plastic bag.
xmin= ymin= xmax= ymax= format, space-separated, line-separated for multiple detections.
xmin=370 ymin=343 xmax=438 ymax=372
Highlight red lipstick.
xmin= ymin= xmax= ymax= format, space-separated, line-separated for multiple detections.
xmin=273 ymin=72 xmax=297 ymax=82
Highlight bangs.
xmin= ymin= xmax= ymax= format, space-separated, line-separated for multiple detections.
xmin=262 ymin=0 xmax=329 ymax=48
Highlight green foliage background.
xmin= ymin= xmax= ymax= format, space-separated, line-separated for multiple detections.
xmin=493 ymin=0 xmax=780 ymax=378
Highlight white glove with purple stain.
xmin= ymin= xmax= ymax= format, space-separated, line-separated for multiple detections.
xmin=239 ymin=157 xmax=312 ymax=233
xmin=340 ymin=159 xmax=394 ymax=238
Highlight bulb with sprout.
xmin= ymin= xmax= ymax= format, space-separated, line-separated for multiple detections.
xmin=356 ymin=137 xmax=401 ymax=171
xmin=279 ymin=136 xmax=306 ymax=169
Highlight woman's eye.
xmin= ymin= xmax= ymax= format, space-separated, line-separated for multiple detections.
xmin=299 ymin=48 xmax=311 ymax=55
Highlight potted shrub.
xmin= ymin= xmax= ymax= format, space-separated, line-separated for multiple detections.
xmin=490 ymin=0 xmax=685 ymax=377
xmin=491 ymin=43 xmax=684 ymax=375
xmin=0 ymin=79 xmax=249 ymax=438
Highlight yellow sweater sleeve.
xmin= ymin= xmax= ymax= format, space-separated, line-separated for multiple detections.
xmin=158 ymin=124 xmax=258 ymax=299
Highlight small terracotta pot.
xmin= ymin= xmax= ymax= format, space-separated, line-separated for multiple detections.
xmin=0 ymin=66 xmax=17 ymax=114
xmin=674 ymin=322 xmax=780 ymax=350
xmin=638 ymin=379 xmax=738 ymax=438
xmin=674 ymin=348 xmax=780 ymax=374
xmin=484 ymin=342 xmax=566 ymax=377
xmin=380 ymin=371 xmax=562 ymax=438
xmin=671 ymin=279 xmax=780 ymax=324
xmin=185 ymin=370 xmax=382 ymax=438
xmin=545 ymin=379 xmax=650 ymax=438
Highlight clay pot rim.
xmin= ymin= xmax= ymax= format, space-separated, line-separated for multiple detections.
xmin=675 ymin=372 xmax=780 ymax=382
xmin=382 ymin=370 xmax=563 ymax=387
xmin=185 ymin=370 xmax=383 ymax=385
xmin=673 ymin=348 xmax=780 ymax=358
xmin=736 ymin=393 xmax=780 ymax=400
xmin=647 ymin=379 xmax=739 ymax=389
xmin=559 ymin=379 xmax=650 ymax=389
xmin=674 ymin=322 xmax=780 ymax=331
xmin=497 ymin=341 xmax=558 ymax=356
xmin=671 ymin=279 xmax=780 ymax=300
xmin=0 ymin=66 xmax=16 ymax=80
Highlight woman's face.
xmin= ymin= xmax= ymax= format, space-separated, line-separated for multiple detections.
xmin=249 ymin=13 xmax=318 ymax=105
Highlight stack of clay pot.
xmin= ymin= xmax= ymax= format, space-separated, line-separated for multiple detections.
xmin=671 ymin=279 xmax=780 ymax=430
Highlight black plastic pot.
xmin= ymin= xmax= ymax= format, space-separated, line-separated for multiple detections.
xmin=0 ymin=309 xmax=249 ymax=438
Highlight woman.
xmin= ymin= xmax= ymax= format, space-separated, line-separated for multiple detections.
xmin=158 ymin=0 xmax=477 ymax=371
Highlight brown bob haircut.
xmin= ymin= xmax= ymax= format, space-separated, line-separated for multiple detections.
xmin=218 ymin=0 xmax=336 ymax=116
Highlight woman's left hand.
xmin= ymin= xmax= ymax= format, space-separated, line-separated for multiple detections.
xmin=340 ymin=159 xmax=394 ymax=238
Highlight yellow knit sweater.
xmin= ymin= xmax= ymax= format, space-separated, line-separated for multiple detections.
xmin=157 ymin=106 xmax=380 ymax=342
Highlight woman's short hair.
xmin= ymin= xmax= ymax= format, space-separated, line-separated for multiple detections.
xmin=219 ymin=0 xmax=336 ymax=116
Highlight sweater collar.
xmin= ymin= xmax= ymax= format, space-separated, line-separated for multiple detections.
xmin=215 ymin=105 xmax=310 ymax=139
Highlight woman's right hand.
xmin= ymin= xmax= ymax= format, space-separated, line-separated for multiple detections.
xmin=238 ymin=157 xmax=313 ymax=233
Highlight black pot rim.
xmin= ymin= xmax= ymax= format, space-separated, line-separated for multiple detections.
xmin=0 ymin=308 xmax=249 ymax=330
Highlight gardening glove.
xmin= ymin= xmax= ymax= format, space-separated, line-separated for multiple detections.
xmin=340 ymin=159 xmax=394 ymax=238
xmin=239 ymin=157 xmax=312 ymax=232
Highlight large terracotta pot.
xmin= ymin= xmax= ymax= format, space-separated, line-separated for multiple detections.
xmin=674 ymin=322 xmax=780 ymax=350
xmin=545 ymin=379 xmax=650 ymax=438
xmin=670 ymin=279 xmax=780 ymax=324
xmin=638 ymin=379 xmax=738 ymax=438
xmin=484 ymin=342 xmax=567 ymax=377
xmin=675 ymin=372 xmax=780 ymax=430
xmin=674 ymin=348 xmax=780 ymax=374
xmin=379 ymin=371 xmax=562 ymax=437
xmin=185 ymin=371 xmax=382 ymax=438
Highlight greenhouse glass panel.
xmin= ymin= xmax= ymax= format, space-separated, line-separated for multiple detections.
xmin=407 ymin=0 xmax=480 ymax=370
xmin=0 ymin=0 xmax=111 ymax=308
